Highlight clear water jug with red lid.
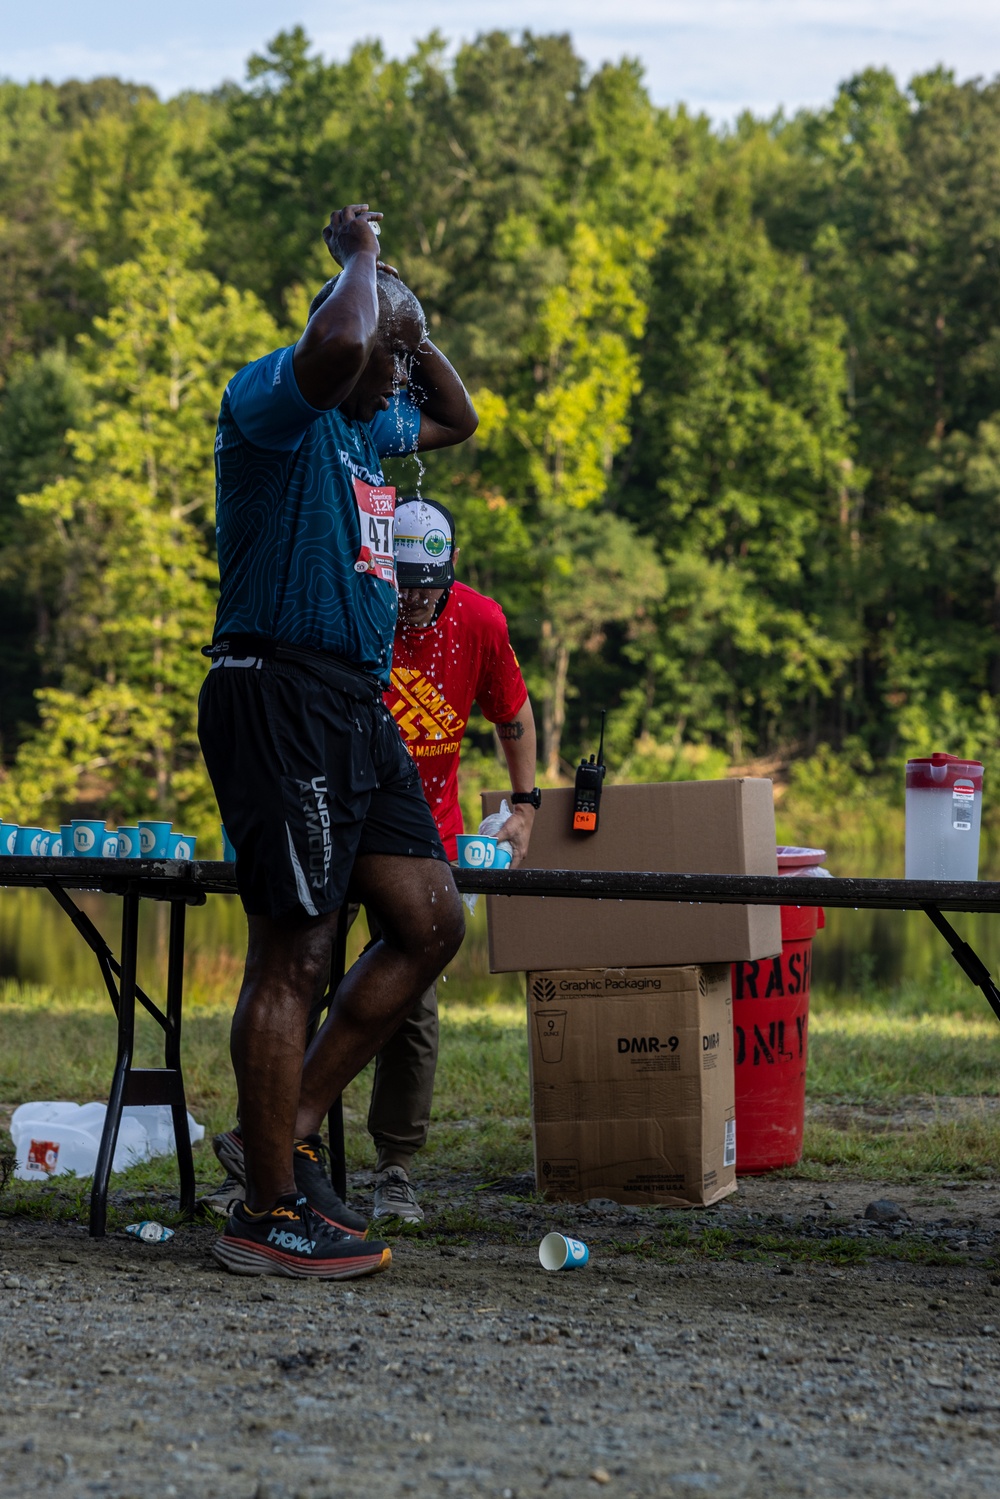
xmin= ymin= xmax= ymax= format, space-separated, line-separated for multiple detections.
xmin=905 ymin=753 xmax=983 ymax=881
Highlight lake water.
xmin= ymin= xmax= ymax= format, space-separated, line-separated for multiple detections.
xmin=2 ymin=839 xmax=1000 ymax=1005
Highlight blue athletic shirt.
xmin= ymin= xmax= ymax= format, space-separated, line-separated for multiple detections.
xmin=211 ymin=344 xmax=421 ymax=683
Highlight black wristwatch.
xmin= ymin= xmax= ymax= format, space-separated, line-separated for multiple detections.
xmin=511 ymin=789 xmax=542 ymax=809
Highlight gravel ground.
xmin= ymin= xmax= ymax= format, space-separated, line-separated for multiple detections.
xmin=3 ymin=1172 xmax=1000 ymax=1498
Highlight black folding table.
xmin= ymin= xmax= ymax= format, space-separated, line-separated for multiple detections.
xmin=3 ymin=856 xmax=999 ymax=1237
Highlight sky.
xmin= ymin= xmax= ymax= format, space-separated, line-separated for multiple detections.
xmin=2 ymin=0 xmax=999 ymax=122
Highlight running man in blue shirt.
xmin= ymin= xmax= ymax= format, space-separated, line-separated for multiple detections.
xmin=198 ymin=203 xmax=477 ymax=1280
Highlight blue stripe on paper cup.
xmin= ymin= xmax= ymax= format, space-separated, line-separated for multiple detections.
xmin=539 ymin=1232 xmax=590 ymax=1271
xmin=137 ymin=821 xmax=172 ymax=857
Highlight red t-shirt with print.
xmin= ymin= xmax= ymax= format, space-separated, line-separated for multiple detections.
xmin=384 ymin=581 xmax=528 ymax=859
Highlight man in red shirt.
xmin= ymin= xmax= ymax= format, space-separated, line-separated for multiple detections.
xmin=368 ymin=496 xmax=539 ymax=1221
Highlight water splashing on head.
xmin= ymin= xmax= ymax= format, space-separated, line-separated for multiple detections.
xmin=309 ymin=271 xmax=426 ymax=349
xmin=310 ymin=270 xmax=427 ymax=476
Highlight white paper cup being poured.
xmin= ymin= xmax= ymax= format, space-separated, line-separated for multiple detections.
xmin=478 ymin=802 xmax=514 ymax=869
xmin=457 ymin=801 xmax=514 ymax=914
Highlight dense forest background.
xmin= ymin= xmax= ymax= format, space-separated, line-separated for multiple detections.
xmin=2 ymin=29 xmax=1000 ymax=848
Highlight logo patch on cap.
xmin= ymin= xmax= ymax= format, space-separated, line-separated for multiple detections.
xmin=393 ymin=499 xmax=456 ymax=582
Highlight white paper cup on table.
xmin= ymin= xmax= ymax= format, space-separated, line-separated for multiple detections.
xmin=539 ymin=1233 xmax=589 ymax=1271
xmin=138 ymin=820 xmax=172 ymax=857
xmin=477 ymin=805 xmax=514 ymax=868
xmin=71 ymin=819 xmax=106 ymax=856
xmin=455 ymin=834 xmax=497 ymax=869
xmin=116 ymin=827 xmax=140 ymax=858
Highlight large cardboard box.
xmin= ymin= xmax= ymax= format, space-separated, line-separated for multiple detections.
xmin=527 ymin=964 xmax=737 ymax=1207
xmin=483 ymin=780 xmax=781 ymax=972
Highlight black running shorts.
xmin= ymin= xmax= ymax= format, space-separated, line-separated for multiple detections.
xmin=198 ymin=645 xmax=446 ymax=920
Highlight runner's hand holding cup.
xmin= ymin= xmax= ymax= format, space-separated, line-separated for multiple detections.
xmin=323 ymin=204 xmax=383 ymax=266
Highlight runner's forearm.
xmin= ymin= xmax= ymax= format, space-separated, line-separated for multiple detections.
xmin=411 ymin=340 xmax=478 ymax=450
xmin=294 ymin=252 xmax=380 ymax=410
xmin=497 ymin=696 xmax=537 ymax=795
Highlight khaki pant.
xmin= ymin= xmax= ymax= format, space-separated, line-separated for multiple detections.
xmin=351 ymin=906 xmax=439 ymax=1172
xmin=367 ymin=979 xmax=438 ymax=1172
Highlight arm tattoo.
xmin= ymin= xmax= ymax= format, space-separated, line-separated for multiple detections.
xmin=496 ymin=719 xmax=524 ymax=741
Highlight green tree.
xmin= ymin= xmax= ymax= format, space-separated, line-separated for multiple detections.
xmin=622 ymin=157 xmax=858 ymax=760
xmin=761 ymin=70 xmax=1000 ymax=753
xmin=471 ymin=218 xmax=663 ymax=768
xmin=0 ymin=82 xmax=70 ymax=374
xmin=538 ymin=509 xmax=665 ymax=775
xmin=2 ymin=179 xmax=278 ymax=830
xmin=0 ymin=349 xmax=87 ymax=751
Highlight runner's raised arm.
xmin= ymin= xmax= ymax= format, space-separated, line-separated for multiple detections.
xmin=293 ymin=204 xmax=383 ymax=411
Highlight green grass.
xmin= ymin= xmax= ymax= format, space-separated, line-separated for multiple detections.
xmin=807 ymin=1007 xmax=1000 ymax=1098
xmin=0 ymin=982 xmax=532 ymax=1224
xmin=4 ymin=955 xmax=1000 ymax=1226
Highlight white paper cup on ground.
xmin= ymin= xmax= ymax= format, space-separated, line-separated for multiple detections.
xmin=539 ymin=1232 xmax=589 ymax=1271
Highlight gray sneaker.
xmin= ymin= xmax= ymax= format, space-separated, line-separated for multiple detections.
xmin=199 ymin=1173 xmax=245 ymax=1218
xmin=373 ymin=1166 xmax=424 ymax=1224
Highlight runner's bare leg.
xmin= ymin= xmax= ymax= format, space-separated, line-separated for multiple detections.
xmin=294 ymin=854 xmax=463 ymax=1138
xmin=230 ymin=911 xmax=338 ymax=1212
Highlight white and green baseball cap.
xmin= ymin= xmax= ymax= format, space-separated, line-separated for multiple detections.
xmin=393 ymin=497 xmax=456 ymax=588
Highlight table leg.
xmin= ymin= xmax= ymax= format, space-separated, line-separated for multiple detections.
xmin=326 ymin=904 xmax=350 ymax=1202
xmin=924 ymin=904 xmax=1000 ymax=1024
xmin=90 ymin=889 xmax=139 ymax=1238
xmin=165 ymin=901 xmax=196 ymax=1219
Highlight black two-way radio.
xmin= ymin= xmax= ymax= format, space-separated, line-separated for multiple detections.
xmin=572 ymin=710 xmax=607 ymax=833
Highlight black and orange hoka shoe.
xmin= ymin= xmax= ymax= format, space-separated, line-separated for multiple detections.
xmin=212 ymin=1127 xmax=369 ymax=1237
xmin=211 ymin=1194 xmax=390 ymax=1280
xmin=293 ymin=1135 xmax=369 ymax=1236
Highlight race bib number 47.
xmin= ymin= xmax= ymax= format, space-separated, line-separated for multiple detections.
xmin=352 ymin=478 xmax=396 ymax=586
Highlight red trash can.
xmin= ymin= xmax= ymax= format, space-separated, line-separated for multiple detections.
xmin=730 ymin=846 xmax=827 ymax=1173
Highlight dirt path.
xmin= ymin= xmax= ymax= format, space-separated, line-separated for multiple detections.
xmin=3 ymin=1170 xmax=1000 ymax=1498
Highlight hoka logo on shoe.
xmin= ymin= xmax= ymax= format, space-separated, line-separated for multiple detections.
xmin=267 ymin=1226 xmax=316 ymax=1254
